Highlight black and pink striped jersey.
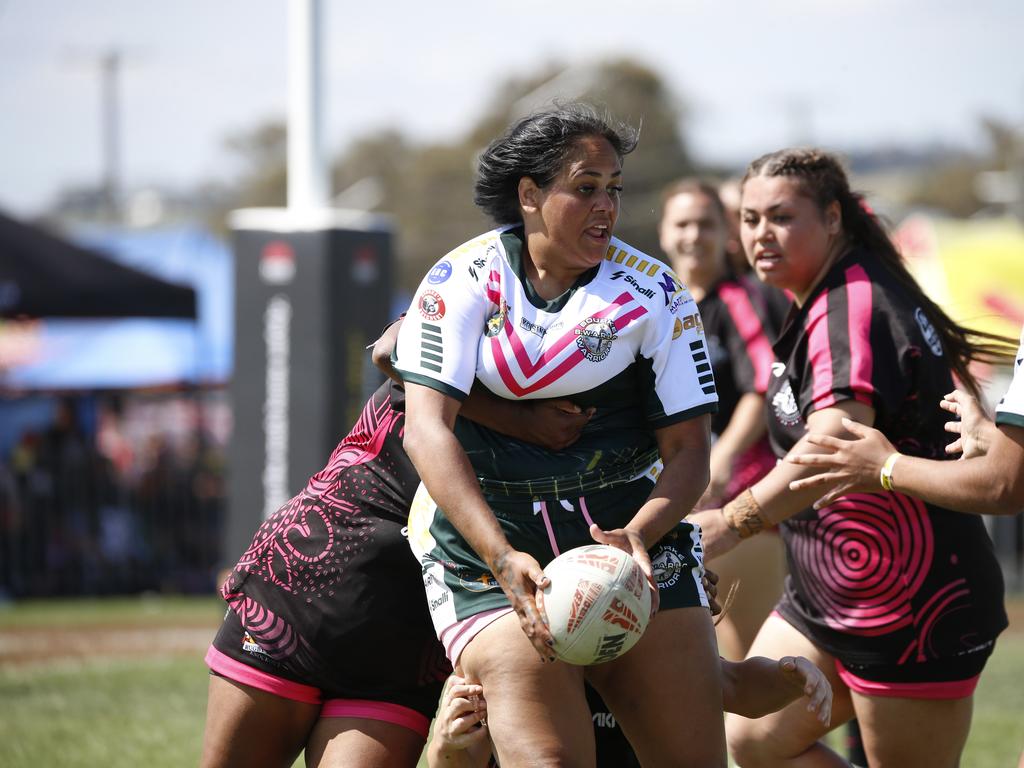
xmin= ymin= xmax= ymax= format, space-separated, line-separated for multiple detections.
xmin=698 ymin=272 xmax=789 ymax=437
xmin=766 ymin=248 xmax=1007 ymax=668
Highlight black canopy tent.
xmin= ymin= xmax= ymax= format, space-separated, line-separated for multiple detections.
xmin=0 ymin=211 xmax=196 ymax=320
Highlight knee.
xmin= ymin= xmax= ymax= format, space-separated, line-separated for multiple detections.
xmin=726 ymin=714 xmax=772 ymax=767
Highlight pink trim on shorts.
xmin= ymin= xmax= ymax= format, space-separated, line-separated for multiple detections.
xmin=835 ymin=660 xmax=981 ymax=700
xmin=440 ymin=606 xmax=513 ymax=665
xmin=204 ymin=645 xmax=321 ymax=705
xmin=320 ymin=699 xmax=430 ymax=739
xmin=537 ymin=501 xmax=560 ymax=557
xmin=579 ymin=496 xmax=597 ymax=528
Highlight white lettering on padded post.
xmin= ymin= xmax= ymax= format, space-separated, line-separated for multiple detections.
xmin=262 ymin=294 xmax=291 ymax=518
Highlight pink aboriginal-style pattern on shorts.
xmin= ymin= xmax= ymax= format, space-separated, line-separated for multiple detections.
xmin=220 ymin=391 xmax=404 ymax=662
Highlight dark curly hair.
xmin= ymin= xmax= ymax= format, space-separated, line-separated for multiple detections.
xmin=474 ymin=103 xmax=639 ymax=225
xmin=743 ymin=147 xmax=1015 ymax=398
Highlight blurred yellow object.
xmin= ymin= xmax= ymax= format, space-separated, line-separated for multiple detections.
xmin=895 ymin=215 xmax=1024 ymax=340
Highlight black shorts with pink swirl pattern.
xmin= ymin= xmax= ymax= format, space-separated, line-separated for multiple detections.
xmin=208 ymin=380 xmax=451 ymax=717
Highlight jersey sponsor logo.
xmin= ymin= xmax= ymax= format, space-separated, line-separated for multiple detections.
xmin=611 ymin=270 xmax=656 ymax=299
xmin=485 ymin=299 xmax=509 ymax=337
xmin=678 ymin=312 xmax=704 ymax=335
xmin=242 ymin=632 xmax=272 ymax=660
xmin=575 ymin=317 xmax=618 ymax=362
xmin=456 ymin=572 xmax=501 ymax=592
xmin=467 ymin=256 xmax=487 ymax=282
xmin=672 ymin=317 xmax=683 ymax=339
xmin=772 ymin=379 xmax=801 ymax=426
xmin=652 ymin=546 xmax=684 ymax=589
xmin=914 ymin=307 xmax=944 ymax=356
xmin=657 ymin=272 xmax=681 ymax=306
xmin=418 ymin=290 xmax=446 ymax=321
xmin=519 ymin=316 xmax=547 ymax=338
xmin=427 ymin=260 xmax=452 ymax=284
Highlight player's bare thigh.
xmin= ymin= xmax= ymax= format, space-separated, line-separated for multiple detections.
xmin=460 ymin=610 xmax=595 ymax=768
xmin=305 ymin=718 xmax=426 ymax=768
xmin=849 ymin=689 xmax=973 ymax=768
xmin=200 ymin=674 xmax=320 ymax=768
xmin=588 ymin=605 xmax=728 ymax=768
xmin=725 ymin=613 xmax=853 ymax=767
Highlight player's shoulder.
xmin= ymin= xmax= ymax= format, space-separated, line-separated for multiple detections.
xmin=602 ymin=236 xmax=694 ymax=314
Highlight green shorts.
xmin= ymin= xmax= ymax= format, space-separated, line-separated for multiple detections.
xmin=407 ymin=475 xmax=708 ymax=660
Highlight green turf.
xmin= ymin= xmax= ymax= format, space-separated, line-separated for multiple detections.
xmin=0 ymin=595 xmax=224 ymax=629
xmin=1 ymin=595 xmax=1022 ymax=767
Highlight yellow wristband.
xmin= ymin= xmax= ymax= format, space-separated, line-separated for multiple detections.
xmin=879 ymin=452 xmax=900 ymax=492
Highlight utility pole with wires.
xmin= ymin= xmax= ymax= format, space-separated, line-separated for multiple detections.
xmin=64 ymin=47 xmax=135 ymax=223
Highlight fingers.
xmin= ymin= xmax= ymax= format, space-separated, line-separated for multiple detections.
xmin=801 ymin=433 xmax=846 ymax=450
xmin=788 ymin=471 xmax=839 ymax=490
xmin=839 ymin=417 xmax=868 ymax=436
xmin=945 ymin=437 xmax=964 ymax=455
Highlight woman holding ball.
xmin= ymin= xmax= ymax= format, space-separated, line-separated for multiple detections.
xmin=395 ymin=104 xmax=725 ymax=767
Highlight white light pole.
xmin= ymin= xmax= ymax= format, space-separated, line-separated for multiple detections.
xmin=287 ymin=0 xmax=328 ymax=212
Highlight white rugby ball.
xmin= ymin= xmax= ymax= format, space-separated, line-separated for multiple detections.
xmin=542 ymin=544 xmax=652 ymax=665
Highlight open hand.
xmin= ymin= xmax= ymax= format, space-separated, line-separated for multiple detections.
xmin=518 ymin=399 xmax=595 ymax=451
xmin=787 ymin=417 xmax=895 ymax=508
xmin=778 ymin=656 xmax=832 ymax=726
xmin=940 ymin=389 xmax=994 ymax=459
xmin=589 ymin=524 xmax=660 ymax=615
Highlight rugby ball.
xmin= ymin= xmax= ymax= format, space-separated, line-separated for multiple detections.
xmin=542 ymin=544 xmax=652 ymax=665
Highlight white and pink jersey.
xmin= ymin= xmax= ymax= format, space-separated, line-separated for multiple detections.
xmin=395 ymin=225 xmax=717 ymax=424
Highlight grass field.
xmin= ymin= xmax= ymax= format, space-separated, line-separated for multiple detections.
xmin=2 ymin=595 xmax=1022 ymax=767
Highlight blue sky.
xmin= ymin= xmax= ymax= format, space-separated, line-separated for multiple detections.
xmin=1 ymin=0 xmax=1022 ymax=217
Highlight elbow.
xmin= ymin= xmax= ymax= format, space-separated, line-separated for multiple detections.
xmin=991 ymin=475 xmax=1024 ymax=515
xmin=370 ymin=341 xmax=393 ymax=374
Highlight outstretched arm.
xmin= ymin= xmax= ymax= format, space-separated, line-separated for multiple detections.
xmin=721 ymin=655 xmax=832 ymax=725
xmin=788 ymin=391 xmax=1024 ymax=514
xmin=691 ymin=399 xmax=875 ymax=560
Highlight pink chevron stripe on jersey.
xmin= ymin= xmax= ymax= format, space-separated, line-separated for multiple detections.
xmin=718 ymin=280 xmax=775 ymax=393
xmin=844 ymin=264 xmax=875 ymax=405
xmin=805 ymin=289 xmax=836 ymax=410
xmin=490 ymin=297 xmax=648 ymax=397
xmin=499 ymin=291 xmax=636 ymax=377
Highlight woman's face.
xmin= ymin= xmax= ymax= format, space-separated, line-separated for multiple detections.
xmin=658 ymin=190 xmax=728 ymax=284
xmin=524 ymin=135 xmax=622 ymax=271
xmin=740 ymin=174 xmax=840 ymax=303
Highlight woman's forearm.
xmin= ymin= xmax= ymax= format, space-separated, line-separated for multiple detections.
xmin=629 ymin=415 xmax=711 ymax=546
xmin=404 ymin=417 xmax=512 ymax=566
xmin=885 ymin=432 xmax=1024 ymax=515
xmin=750 ymin=401 xmax=876 ymax=524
